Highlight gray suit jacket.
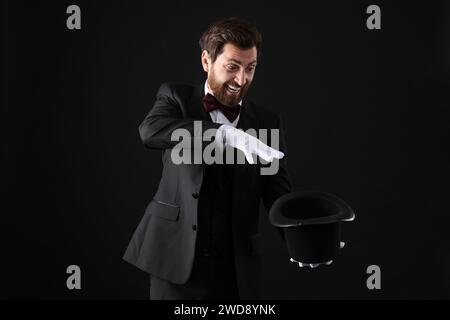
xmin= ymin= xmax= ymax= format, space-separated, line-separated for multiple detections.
xmin=123 ymin=82 xmax=292 ymax=298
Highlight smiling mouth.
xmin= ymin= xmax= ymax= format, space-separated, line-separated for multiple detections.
xmin=225 ymin=84 xmax=241 ymax=94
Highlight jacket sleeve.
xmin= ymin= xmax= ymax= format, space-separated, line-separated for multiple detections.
xmin=261 ymin=116 xmax=293 ymax=240
xmin=139 ymin=83 xmax=222 ymax=150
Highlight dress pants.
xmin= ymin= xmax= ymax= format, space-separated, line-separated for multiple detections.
xmin=149 ymin=254 xmax=240 ymax=300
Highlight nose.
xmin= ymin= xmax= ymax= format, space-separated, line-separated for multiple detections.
xmin=234 ymin=69 xmax=245 ymax=87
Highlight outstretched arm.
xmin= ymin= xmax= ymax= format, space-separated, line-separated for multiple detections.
xmin=139 ymin=83 xmax=221 ymax=150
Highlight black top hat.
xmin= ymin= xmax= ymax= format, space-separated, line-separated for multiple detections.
xmin=269 ymin=191 xmax=355 ymax=265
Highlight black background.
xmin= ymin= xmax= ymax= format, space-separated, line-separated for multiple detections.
xmin=2 ymin=0 xmax=449 ymax=299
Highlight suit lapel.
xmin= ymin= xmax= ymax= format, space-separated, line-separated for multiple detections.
xmin=236 ymin=97 xmax=258 ymax=131
xmin=188 ymin=83 xmax=211 ymax=121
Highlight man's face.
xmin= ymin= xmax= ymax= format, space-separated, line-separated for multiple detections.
xmin=202 ymin=43 xmax=257 ymax=107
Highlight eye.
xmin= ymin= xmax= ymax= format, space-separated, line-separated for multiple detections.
xmin=226 ymin=64 xmax=238 ymax=71
xmin=246 ymin=66 xmax=256 ymax=72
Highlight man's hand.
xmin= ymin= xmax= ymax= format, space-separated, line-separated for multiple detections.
xmin=290 ymin=258 xmax=333 ymax=268
xmin=290 ymin=242 xmax=346 ymax=268
xmin=215 ymin=124 xmax=284 ymax=164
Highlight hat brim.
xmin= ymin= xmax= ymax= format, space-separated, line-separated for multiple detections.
xmin=269 ymin=191 xmax=355 ymax=227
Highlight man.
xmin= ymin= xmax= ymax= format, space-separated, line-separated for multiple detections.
xmin=123 ymin=17 xmax=292 ymax=300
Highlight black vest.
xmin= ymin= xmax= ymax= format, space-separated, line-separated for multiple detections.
xmin=196 ymin=155 xmax=235 ymax=259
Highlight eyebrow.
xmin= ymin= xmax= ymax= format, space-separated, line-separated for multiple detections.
xmin=227 ymin=58 xmax=257 ymax=66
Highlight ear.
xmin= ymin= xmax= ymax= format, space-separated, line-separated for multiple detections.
xmin=201 ymin=50 xmax=211 ymax=73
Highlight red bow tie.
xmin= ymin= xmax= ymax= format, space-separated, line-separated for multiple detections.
xmin=202 ymin=93 xmax=241 ymax=123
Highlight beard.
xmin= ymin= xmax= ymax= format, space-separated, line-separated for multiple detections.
xmin=207 ymin=73 xmax=251 ymax=107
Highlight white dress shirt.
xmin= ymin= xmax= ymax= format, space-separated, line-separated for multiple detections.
xmin=204 ymin=81 xmax=241 ymax=127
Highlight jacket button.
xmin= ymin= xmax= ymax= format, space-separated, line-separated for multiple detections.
xmin=192 ymin=224 xmax=197 ymax=231
xmin=192 ymin=192 xmax=199 ymax=199
xmin=202 ymin=249 xmax=210 ymax=257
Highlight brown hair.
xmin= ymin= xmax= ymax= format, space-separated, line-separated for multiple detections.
xmin=199 ymin=17 xmax=262 ymax=63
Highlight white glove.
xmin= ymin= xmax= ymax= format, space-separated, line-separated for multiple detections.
xmin=215 ymin=124 xmax=284 ymax=164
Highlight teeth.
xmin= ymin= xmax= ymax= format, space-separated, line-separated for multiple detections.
xmin=227 ymin=85 xmax=239 ymax=92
